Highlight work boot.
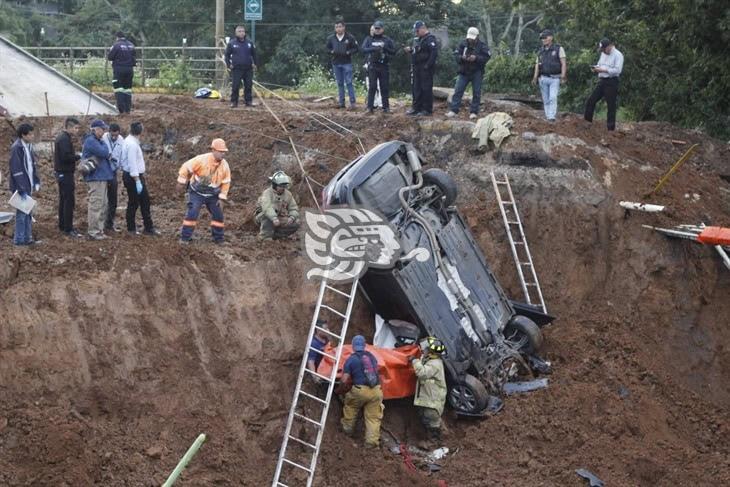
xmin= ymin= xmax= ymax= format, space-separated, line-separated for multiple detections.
xmin=469 ymin=113 xmax=478 ymax=120
xmin=114 ymin=93 xmax=124 ymax=112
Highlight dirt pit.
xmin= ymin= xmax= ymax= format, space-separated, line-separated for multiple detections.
xmin=1 ymin=94 xmax=729 ymax=486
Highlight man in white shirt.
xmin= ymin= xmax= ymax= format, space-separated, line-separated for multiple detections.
xmin=120 ymin=122 xmax=159 ymax=236
xmin=584 ymin=37 xmax=624 ymax=131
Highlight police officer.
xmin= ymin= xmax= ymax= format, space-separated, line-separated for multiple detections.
xmin=409 ymin=336 xmax=447 ymax=444
xmin=107 ymin=31 xmax=136 ymax=113
xmin=446 ymin=27 xmax=491 ymax=119
xmin=254 ymin=171 xmax=300 ymax=240
xmin=362 ymin=20 xmax=396 ymax=114
xmin=225 ymin=25 xmax=258 ymax=108
xmin=404 ymin=21 xmax=438 ymax=116
xmin=531 ymin=29 xmax=567 ymax=122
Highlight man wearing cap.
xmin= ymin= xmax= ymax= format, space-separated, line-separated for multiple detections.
xmin=225 ymin=25 xmax=257 ymax=108
xmin=306 ymin=320 xmax=330 ymax=379
xmin=107 ymin=31 xmax=136 ymax=113
xmin=326 ymin=20 xmax=359 ymax=109
xmin=362 ymin=20 xmax=396 ymax=114
xmin=532 ymin=29 xmax=567 ymax=122
xmin=405 ymin=21 xmax=439 ymax=116
xmin=584 ymin=38 xmax=624 ymax=131
xmin=446 ymin=27 xmax=491 ymax=120
xmin=82 ymin=120 xmax=114 ymax=240
xmin=177 ymin=139 xmax=232 ymax=244
xmin=337 ymin=335 xmax=384 ymax=448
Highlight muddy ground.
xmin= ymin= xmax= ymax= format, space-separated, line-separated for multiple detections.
xmin=1 ymin=93 xmax=729 ymax=486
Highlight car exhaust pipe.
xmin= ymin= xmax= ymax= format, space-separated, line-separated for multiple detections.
xmin=405 ymin=145 xmax=422 ymax=174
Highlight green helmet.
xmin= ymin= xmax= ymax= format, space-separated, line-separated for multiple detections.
xmin=270 ymin=170 xmax=291 ymax=186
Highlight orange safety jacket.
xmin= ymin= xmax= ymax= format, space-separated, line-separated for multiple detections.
xmin=177 ymin=153 xmax=232 ymax=200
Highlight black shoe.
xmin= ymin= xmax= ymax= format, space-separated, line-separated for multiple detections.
xmin=366 ymin=108 xmax=374 ymax=114
xmin=417 ymin=111 xmax=432 ymax=117
xmin=63 ymin=229 xmax=83 ymax=238
xmin=336 ymin=104 xmax=345 ymax=109
xmin=245 ymin=102 xmax=254 ymax=107
xmin=230 ymin=102 xmax=238 ymax=108
xmin=143 ymin=228 xmax=161 ymax=236
xmin=128 ymin=229 xmax=140 ymax=236
xmin=406 ymin=109 xmax=419 ymax=116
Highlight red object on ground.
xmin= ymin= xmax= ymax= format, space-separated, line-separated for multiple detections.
xmin=697 ymin=226 xmax=730 ymax=246
xmin=317 ymin=344 xmax=419 ymax=400
xmin=400 ymin=443 xmax=417 ymax=472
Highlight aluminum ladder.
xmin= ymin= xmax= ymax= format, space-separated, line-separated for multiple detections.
xmin=491 ymin=172 xmax=547 ymax=313
xmin=272 ymin=277 xmax=359 ymax=487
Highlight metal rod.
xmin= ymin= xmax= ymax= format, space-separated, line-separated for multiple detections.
xmin=162 ymin=433 xmax=207 ymax=487
xmin=650 ymin=143 xmax=699 ymax=196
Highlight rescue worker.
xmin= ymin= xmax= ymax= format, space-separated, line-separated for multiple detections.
xmin=409 ymin=336 xmax=447 ymax=444
xmin=584 ymin=37 xmax=624 ymax=131
xmin=337 ymin=335 xmax=384 ymax=448
xmin=361 ymin=20 xmax=396 ymax=114
xmin=326 ymin=20 xmax=359 ymax=109
xmin=8 ymin=123 xmax=40 ymax=246
xmin=254 ymin=171 xmax=300 ymax=240
xmin=225 ymin=25 xmax=257 ymax=108
xmin=531 ymin=29 xmax=567 ymax=122
xmin=446 ymin=27 xmax=491 ymax=120
xmin=306 ymin=319 xmax=330 ymax=379
xmin=107 ymin=31 xmax=136 ymax=113
xmin=177 ymin=139 xmax=232 ymax=244
xmin=404 ymin=21 xmax=438 ymax=116
xmin=102 ymin=123 xmax=125 ymax=232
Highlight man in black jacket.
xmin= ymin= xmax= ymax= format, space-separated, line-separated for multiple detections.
xmin=54 ymin=117 xmax=81 ymax=237
xmin=107 ymin=31 xmax=136 ymax=113
xmin=326 ymin=21 xmax=359 ymax=109
xmin=404 ymin=21 xmax=438 ymax=116
xmin=225 ymin=25 xmax=257 ymax=108
xmin=362 ymin=20 xmax=396 ymax=113
xmin=446 ymin=27 xmax=491 ymax=119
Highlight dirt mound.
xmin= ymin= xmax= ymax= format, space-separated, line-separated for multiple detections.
xmin=1 ymin=95 xmax=729 ymax=486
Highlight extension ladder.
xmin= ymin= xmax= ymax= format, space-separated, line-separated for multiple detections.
xmin=491 ymin=172 xmax=547 ymax=314
xmin=272 ymin=277 xmax=360 ymax=487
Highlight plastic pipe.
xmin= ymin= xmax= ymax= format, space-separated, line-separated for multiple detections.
xmin=162 ymin=434 xmax=207 ymax=487
xmin=619 ymin=201 xmax=665 ymax=212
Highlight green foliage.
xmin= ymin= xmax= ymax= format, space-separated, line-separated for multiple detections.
xmin=55 ymin=56 xmax=108 ymax=87
xmin=485 ymin=55 xmax=534 ymax=94
xmin=147 ymin=58 xmax=196 ymax=90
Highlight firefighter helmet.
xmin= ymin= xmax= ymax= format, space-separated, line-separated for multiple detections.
xmin=270 ymin=170 xmax=291 ymax=186
xmin=426 ymin=336 xmax=446 ymax=355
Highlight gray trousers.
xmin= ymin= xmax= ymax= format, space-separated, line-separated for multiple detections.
xmin=255 ymin=214 xmax=300 ymax=239
xmin=87 ymin=180 xmax=108 ymax=237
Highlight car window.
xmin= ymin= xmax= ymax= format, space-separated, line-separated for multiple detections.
xmin=353 ymin=156 xmax=410 ymax=217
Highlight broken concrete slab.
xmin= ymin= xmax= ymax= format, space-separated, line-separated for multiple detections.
xmin=0 ymin=36 xmax=117 ymax=117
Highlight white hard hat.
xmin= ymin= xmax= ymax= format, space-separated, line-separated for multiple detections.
xmin=466 ymin=27 xmax=479 ymax=40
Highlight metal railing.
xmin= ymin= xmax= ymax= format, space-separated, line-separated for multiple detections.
xmin=27 ymin=45 xmax=223 ymax=87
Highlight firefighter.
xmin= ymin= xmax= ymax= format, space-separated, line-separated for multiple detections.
xmin=107 ymin=31 xmax=136 ymax=113
xmin=409 ymin=336 xmax=447 ymax=444
xmin=254 ymin=171 xmax=300 ymax=240
xmin=177 ymin=139 xmax=232 ymax=244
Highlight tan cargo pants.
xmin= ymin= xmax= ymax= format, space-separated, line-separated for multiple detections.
xmin=341 ymin=384 xmax=384 ymax=447
xmin=87 ymin=180 xmax=108 ymax=237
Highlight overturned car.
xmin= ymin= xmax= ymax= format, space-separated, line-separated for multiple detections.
xmin=322 ymin=141 xmax=554 ymax=415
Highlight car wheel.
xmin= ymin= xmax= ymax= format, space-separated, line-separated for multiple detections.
xmin=422 ymin=168 xmax=458 ymax=207
xmin=447 ymin=374 xmax=488 ymax=413
xmin=504 ymin=315 xmax=543 ymax=354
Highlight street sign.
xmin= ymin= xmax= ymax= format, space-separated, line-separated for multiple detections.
xmin=245 ymin=0 xmax=262 ymax=21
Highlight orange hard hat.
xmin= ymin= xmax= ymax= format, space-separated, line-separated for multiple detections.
xmin=210 ymin=138 xmax=228 ymax=152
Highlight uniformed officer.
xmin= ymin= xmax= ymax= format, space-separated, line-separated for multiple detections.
xmin=107 ymin=31 xmax=136 ymax=113
xmin=404 ymin=21 xmax=438 ymax=116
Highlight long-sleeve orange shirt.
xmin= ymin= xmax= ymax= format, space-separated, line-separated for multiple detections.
xmin=177 ymin=153 xmax=232 ymax=200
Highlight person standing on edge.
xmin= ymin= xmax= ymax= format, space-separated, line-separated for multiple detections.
xmin=531 ymin=29 xmax=566 ymax=122
xmin=584 ymin=38 xmax=624 ymax=131
xmin=177 ymin=139 xmax=231 ymax=244
xmin=120 ymin=122 xmax=159 ymax=236
xmin=405 ymin=21 xmax=438 ymax=116
xmin=107 ymin=31 xmax=136 ymax=113
xmin=326 ymin=20 xmax=359 ymax=109
xmin=362 ymin=20 xmax=395 ymax=114
xmin=82 ymin=120 xmax=113 ymax=240
xmin=9 ymin=123 xmax=40 ymax=246
xmin=225 ymin=25 xmax=257 ymax=108
xmin=102 ymin=123 xmax=124 ymax=233
xmin=54 ymin=117 xmax=81 ymax=238
xmin=446 ymin=27 xmax=491 ymax=120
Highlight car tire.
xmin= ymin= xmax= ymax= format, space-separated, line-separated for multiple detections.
xmin=422 ymin=168 xmax=458 ymax=207
xmin=504 ymin=315 xmax=543 ymax=354
xmin=447 ymin=374 xmax=488 ymax=413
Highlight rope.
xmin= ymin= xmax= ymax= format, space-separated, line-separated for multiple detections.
xmin=399 ymin=443 xmax=417 ymax=472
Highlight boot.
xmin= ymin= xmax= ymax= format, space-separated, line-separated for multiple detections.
xmin=114 ymin=92 xmax=124 ymax=112
xmin=125 ymin=93 xmax=133 ymax=113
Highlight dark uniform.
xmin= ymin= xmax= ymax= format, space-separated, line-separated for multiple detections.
xmin=410 ymin=33 xmax=439 ymax=115
xmin=53 ymin=129 xmax=80 ymax=234
xmin=225 ymin=36 xmax=257 ymax=107
xmin=107 ymin=35 xmax=136 ymax=113
xmin=362 ymin=33 xmax=396 ymax=112
xmin=450 ymin=38 xmax=491 ymax=115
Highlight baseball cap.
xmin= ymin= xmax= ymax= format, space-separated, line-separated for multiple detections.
xmin=373 ymin=20 xmax=384 ymax=29
xmin=599 ymin=37 xmax=612 ymax=49
xmin=540 ymin=29 xmax=553 ymax=38
xmin=466 ymin=27 xmax=479 ymax=40
xmin=413 ymin=20 xmax=425 ymax=32
xmin=352 ymin=335 xmax=366 ymax=352
xmin=90 ymin=119 xmax=108 ymax=129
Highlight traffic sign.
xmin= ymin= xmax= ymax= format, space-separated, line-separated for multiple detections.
xmin=245 ymin=0 xmax=262 ymax=21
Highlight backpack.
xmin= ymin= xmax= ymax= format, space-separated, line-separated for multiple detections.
xmin=357 ymin=352 xmax=380 ymax=387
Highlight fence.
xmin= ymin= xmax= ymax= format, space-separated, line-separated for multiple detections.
xmin=27 ymin=45 xmax=223 ymax=88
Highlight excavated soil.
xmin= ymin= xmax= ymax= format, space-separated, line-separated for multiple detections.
xmin=1 ymin=94 xmax=729 ymax=486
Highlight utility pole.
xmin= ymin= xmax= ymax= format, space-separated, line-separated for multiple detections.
xmin=215 ymin=0 xmax=225 ymax=87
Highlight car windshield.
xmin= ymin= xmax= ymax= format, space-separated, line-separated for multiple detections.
xmin=353 ymin=155 xmax=410 ymax=217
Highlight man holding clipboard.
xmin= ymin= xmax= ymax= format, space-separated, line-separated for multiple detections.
xmin=8 ymin=123 xmax=40 ymax=246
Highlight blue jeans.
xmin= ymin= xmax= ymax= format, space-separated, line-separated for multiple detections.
xmin=539 ymin=75 xmax=560 ymax=120
xmin=14 ymin=209 xmax=32 ymax=245
xmin=333 ymin=63 xmax=356 ymax=106
xmin=450 ymin=71 xmax=483 ymax=114
xmin=180 ymin=191 xmax=225 ymax=242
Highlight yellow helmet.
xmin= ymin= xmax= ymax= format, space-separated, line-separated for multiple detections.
xmin=426 ymin=336 xmax=446 ymax=355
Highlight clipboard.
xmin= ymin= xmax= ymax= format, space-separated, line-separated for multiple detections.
xmin=9 ymin=191 xmax=36 ymax=214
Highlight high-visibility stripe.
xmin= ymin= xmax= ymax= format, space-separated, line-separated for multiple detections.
xmin=210 ymin=221 xmax=225 ymax=228
xmin=182 ymin=220 xmax=197 ymax=226
xmin=113 ymin=87 xmax=125 ymax=93
xmin=177 ymin=176 xmax=188 ymax=184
